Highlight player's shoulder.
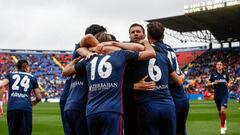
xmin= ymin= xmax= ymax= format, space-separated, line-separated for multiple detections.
xmin=222 ymin=71 xmax=229 ymax=77
xmin=156 ymin=52 xmax=169 ymax=62
xmin=211 ymin=71 xmax=216 ymax=75
xmin=156 ymin=51 xmax=167 ymax=58
xmin=163 ymin=43 xmax=175 ymax=52
xmin=210 ymin=71 xmax=218 ymax=77
xmin=18 ymin=71 xmax=35 ymax=78
xmin=154 ymin=42 xmax=174 ymax=54
xmin=9 ymin=71 xmax=36 ymax=82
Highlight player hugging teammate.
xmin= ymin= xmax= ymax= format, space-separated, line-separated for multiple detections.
xmin=59 ymin=22 xmax=188 ymax=135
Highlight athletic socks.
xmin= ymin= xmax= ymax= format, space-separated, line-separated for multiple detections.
xmin=220 ymin=111 xmax=226 ymax=128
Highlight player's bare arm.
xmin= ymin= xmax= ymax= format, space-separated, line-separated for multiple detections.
xmin=0 ymin=79 xmax=9 ymax=99
xmin=0 ymin=79 xmax=9 ymax=118
xmin=96 ymin=41 xmax=145 ymax=52
xmin=208 ymin=80 xmax=217 ymax=86
xmin=137 ymin=40 xmax=156 ymax=60
xmin=133 ymin=75 xmax=156 ymax=91
xmin=78 ymin=42 xmax=120 ymax=55
xmin=80 ymin=34 xmax=145 ymax=53
xmin=227 ymin=80 xmax=232 ymax=87
xmin=76 ymin=47 xmax=96 ymax=58
xmin=179 ymin=71 xmax=186 ymax=82
xmin=0 ymin=79 xmax=9 ymax=88
xmin=62 ymin=57 xmax=81 ymax=77
xmin=170 ymin=71 xmax=183 ymax=86
xmin=31 ymin=88 xmax=42 ymax=106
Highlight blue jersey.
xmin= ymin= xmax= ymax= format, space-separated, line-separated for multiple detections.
xmin=210 ymin=71 xmax=229 ymax=99
xmin=72 ymin=43 xmax=80 ymax=59
xmin=59 ymin=43 xmax=81 ymax=135
xmin=84 ymin=50 xmax=139 ymax=116
xmin=153 ymin=41 xmax=188 ymax=101
xmin=60 ymin=77 xmax=71 ymax=102
xmin=131 ymin=52 xmax=174 ymax=104
xmin=6 ymin=71 xmax=39 ymax=112
xmin=64 ymin=60 xmax=89 ymax=111
xmin=60 ymin=43 xmax=80 ymax=102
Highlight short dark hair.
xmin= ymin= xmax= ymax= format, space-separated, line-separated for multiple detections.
xmin=129 ymin=23 xmax=145 ymax=34
xmin=147 ymin=22 xmax=165 ymax=41
xmin=16 ymin=60 xmax=29 ymax=70
xmin=73 ymin=24 xmax=106 ymax=60
xmin=85 ymin=24 xmax=107 ymax=36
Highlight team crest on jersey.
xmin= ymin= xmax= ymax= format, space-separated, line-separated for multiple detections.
xmin=223 ymin=75 xmax=226 ymax=78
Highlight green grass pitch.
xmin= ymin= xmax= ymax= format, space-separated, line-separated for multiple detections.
xmin=0 ymin=100 xmax=239 ymax=135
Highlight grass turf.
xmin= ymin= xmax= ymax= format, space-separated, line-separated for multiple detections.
xmin=0 ymin=100 xmax=239 ymax=135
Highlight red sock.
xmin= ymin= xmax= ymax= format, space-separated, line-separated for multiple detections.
xmin=220 ymin=112 xmax=226 ymax=128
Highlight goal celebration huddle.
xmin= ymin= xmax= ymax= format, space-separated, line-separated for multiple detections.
xmin=0 ymin=22 xmax=233 ymax=135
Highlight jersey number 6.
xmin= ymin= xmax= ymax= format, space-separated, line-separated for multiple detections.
xmin=148 ymin=58 xmax=162 ymax=82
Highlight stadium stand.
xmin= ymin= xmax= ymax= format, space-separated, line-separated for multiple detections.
xmin=184 ymin=47 xmax=240 ymax=99
xmin=0 ymin=53 xmax=15 ymax=79
xmin=176 ymin=50 xmax=205 ymax=68
xmin=147 ymin=2 xmax=240 ymax=100
xmin=0 ymin=49 xmax=72 ymax=101
xmin=53 ymin=54 xmax=72 ymax=68
xmin=14 ymin=53 xmax=64 ymax=95
xmin=1 ymin=46 xmax=239 ymax=101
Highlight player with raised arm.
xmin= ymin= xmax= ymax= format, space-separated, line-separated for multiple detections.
xmin=123 ymin=23 xmax=156 ymax=135
xmin=61 ymin=57 xmax=89 ymax=135
xmin=146 ymin=21 xmax=189 ymax=135
xmin=59 ymin=24 xmax=107 ymax=135
xmin=0 ymin=60 xmax=42 ymax=135
xmin=75 ymin=33 xmax=156 ymax=135
xmin=123 ymin=23 xmax=184 ymax=135
xmin=208 ymin=61 xmax=230 ymax=134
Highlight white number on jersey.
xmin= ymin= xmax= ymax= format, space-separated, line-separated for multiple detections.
xmin=12 ymin=74 xmax=30 ymax=92
xmin=90 ymin=55 xmax=112 ymax=80
xmin=167 ymin=51 xmax=180 ymax=74
xmin=148 ymin=58 xmax=162 ymax=81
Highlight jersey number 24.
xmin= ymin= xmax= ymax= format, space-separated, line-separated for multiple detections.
xmin=12 ymin=74 xmax=30 ymax=92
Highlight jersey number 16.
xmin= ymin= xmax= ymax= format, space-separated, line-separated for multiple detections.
xmin=90 ymin=55 xmax=112 ymax=80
